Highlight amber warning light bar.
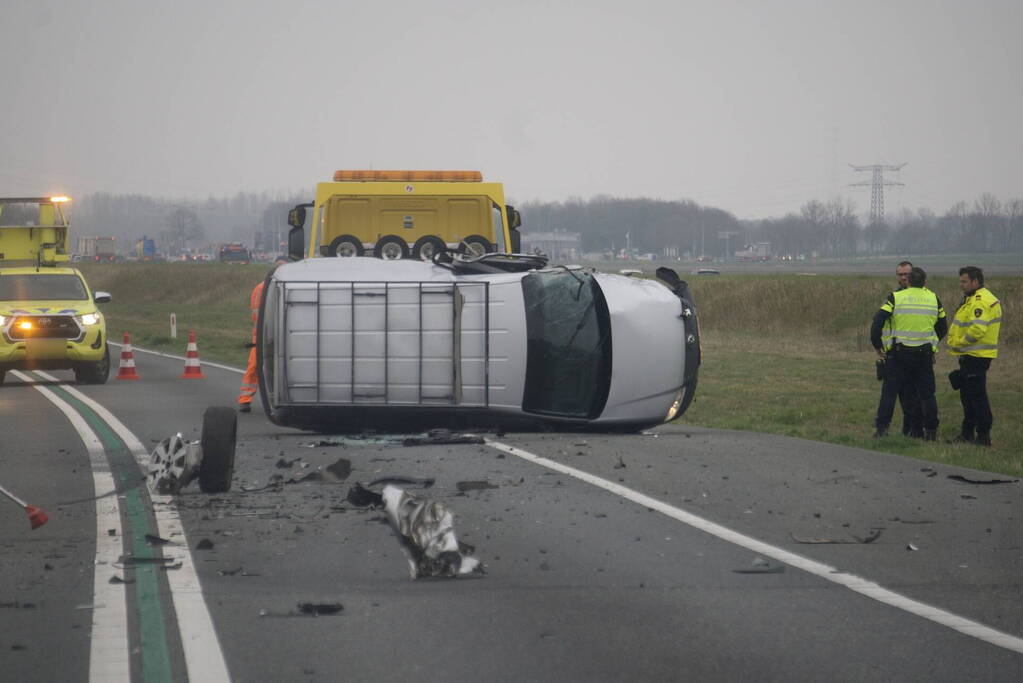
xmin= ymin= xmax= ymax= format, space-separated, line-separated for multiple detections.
xmin=332 ymin=170 xmax=483 ymax=182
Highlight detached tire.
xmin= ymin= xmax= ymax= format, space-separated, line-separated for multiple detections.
xmin=199 ymin=407 xmax=237 ymax=493
xmin=75 ymin=344 xmax=111 ymax=385
xmin=329 ymin=235 xmax=364 ymax=257
xmin=461 ymin=235 xmax=493 ymax=258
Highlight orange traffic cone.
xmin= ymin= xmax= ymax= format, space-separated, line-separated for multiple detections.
xmin=180 ymin=330 xmax=206 ymax=379
xmin=116 ymin=332 xmax=140 ymax=380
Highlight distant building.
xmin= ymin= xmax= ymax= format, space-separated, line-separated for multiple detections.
xmin=520 ymin=230 xmax=580 ymax=261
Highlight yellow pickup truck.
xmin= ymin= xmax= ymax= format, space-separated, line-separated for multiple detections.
xmin=288 ymin=170 xmax=522 ymax=261
xmin=0 ymin=197 xmax=111 ymax=384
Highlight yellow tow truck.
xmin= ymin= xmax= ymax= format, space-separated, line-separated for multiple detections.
xmin=0 ymin=196 xmax=111 ymax=385
xmin=287 ymin=170 xmax=523 ymax=261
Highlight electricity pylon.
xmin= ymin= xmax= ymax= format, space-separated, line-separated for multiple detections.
xmin=849 ymin=163 xmax=906 ymax=224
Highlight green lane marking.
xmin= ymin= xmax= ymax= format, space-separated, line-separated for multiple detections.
xmin=49 ymin=384 xmax=174 ymax=683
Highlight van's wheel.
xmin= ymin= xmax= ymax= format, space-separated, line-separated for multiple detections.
xmin=329 ymin=235 xmax=364 ymax=257
xmin=461 ymin=235 xmax=493 ymax=258
xmin=199 ymin=407 xmax=237 ymax=493
xmin=75 ymin=344 xmax=110 ymax=384
xmin=374 ymin=235 xmax=409 ymax=260
xmin=412 ymin=236 xmax=446 ymax=261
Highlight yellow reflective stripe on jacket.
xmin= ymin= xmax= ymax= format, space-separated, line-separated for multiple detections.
xmin=947 ymin=287 xmax=1001 ymax=358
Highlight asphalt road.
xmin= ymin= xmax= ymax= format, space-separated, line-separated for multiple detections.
xmin=1 ymin=348 xmax=1021 ymax=682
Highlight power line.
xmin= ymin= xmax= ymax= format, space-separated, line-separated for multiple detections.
xmin=849 ymin=162 xmax=906 ymax=223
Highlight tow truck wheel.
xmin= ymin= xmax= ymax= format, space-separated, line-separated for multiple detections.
xmin=199 ymin=406 xmax=237 ymax=493
xmin=374 ymin=235 xmax=409 ymax=260
xmin=461 ymin=235 xmax=493 ymax=258
xmin=74 ymin=344 xmax=111 ymax=385
xmin=412 ymin=236 xmax=446 ymax=261
xmin=329 ymin=235 xmax=364 ymax=258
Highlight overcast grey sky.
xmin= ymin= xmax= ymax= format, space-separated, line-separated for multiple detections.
xmin=2 ymin=0 xmax=1020 ymax=220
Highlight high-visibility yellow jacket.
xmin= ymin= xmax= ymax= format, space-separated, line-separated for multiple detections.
xmin=879 ymin=286 xmax=944 ymax=350
xmin=947 ymin=286 xmax=1001 ymax=358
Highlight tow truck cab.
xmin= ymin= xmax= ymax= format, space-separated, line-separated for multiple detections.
xmin=0 ymin=197 xmax=112 ymax=384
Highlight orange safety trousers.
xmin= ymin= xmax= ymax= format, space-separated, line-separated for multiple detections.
xmin=238 ymin=281 xmax=264 ymax=406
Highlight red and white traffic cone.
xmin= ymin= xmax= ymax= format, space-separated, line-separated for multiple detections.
xmin=180 ymin=330 xmax=206 ymax=379
xmin=116 ymin=332 xmax=140 ymax=380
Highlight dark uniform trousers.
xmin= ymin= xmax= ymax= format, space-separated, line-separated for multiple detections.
xmin=876 ymin=346 xmax=938 ymax=431
xmin=958 ymin=355 xmax=993 ymax=436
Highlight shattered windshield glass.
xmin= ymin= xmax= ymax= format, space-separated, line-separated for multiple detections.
xmin=0 ymin=274 xmax=88 ymax=301
xmin=521 ymin=269 xmax=611 ymax=418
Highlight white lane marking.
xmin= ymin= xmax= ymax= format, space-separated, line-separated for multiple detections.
xmin=487 ymin=439 xmax=1023 ymax=656
xmin=11 ymin=370 xmax=130 ymax=682
xmin=109 ymin=341 xmax=243 ymax=374
xmin=33 ymin=372 xmax=233 ymax=683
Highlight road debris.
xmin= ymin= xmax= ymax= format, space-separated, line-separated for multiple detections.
xmin=733 ymin=557 xmax=785 ymax=574
xmin=456 ymin=480 xmax=498 ymax=492
xmin=947 ymin=474 xmax=1018 ymax=485
xmin=108 ymin=575 xmax=134 ymax=585
xmin=218 ymin=567 xmax=258 ymax=577
xmin=145 ymin=533 xmax=176 ymax=546
xmin=195 ymin=539 xmax=214 ymax=550
xmin=402 ymin=428 xmax=485 ymax=446
xmin=367 ymin=476 xmax=434 ymax=489
xmin=614 ymin=455 xmax=626 ymax=469
xmin=790 ymin=528 xmax=883 ymax=544
xmin=147 ymin=433 xmax=202 ymax=495
xmin=346 ymin=483 xmax=384 ymax=508
xmin=382 ymin=485 xmax=483 ymax=578
xmin=260 ymin=602 xmax=345 ymax=617
xmin=323 ymin=458 xmax=352 ymax=481
xmin=907 ymin=543 xmax=919 ymax=551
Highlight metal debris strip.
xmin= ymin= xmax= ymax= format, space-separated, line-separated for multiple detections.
xmin=947 ymin=474 xmax=1018 ymax=485
xmin=382 ymin=485 xmax=482 ymax=579
xmin=297 ymin=602 xmax=344 ymax=616
xmin=367 ymin=476 xmax=434 ymax=489
xmin=402 ymin=428 xmax=485 ymax=446
xmin=117 ymin=555 xmax=178 ymax=567
xmin=789 ymin=528 xmax=883 ymax=544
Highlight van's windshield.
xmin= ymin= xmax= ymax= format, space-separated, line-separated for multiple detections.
xmin=521 ymin=269 xmax=612 ymax=418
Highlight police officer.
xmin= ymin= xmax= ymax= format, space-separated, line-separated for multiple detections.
xmin=870 ymin=266 xmax=947 ymax=440
xmin=882 ymin=261 xmax=924 ymax=436
xmin=947 ymin=266 xmax=1002 ymax=447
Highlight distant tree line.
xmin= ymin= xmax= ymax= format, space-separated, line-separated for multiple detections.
xmin=521 ymin=192 xmax=1023 ymax=258
xmin=69 ymin=189 xmax=1022 ymax=258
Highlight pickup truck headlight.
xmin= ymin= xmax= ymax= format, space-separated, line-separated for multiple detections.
xmin=78 ymin=313 xmax=100 ymax=326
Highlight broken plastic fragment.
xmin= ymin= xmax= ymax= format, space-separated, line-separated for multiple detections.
xmin=296 ymin=602 xmax=344 ymax=616
xmin=346 ymin=483 xmax=384 ymax=507
xmin=402 ymin=428 xmax=485 ymax=446
xmin=456 ymin=480 xmax=498 ymax=492
xmin=382 ymin=485 xmax=483 ymax=579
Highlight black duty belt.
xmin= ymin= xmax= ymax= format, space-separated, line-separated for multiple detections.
xmin=893 ymin=343 xmax=932 ymax=353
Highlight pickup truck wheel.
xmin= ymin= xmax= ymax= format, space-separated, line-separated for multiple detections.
xmin=199 ymin=407 xmax=237 ymax=493
xmin=0 ymin=368 xmax=5 ymax=385
xmin=461 ymin=235 xmax=493 ymax=258
xmin=412 ymin=236 xmax=446 ymax=261
xmin=329 ymin=235 xmax=364 ymax=258
xmin=74 ymin=344 xmax=110 ymax=384
xmin=374 ymin=235 xmax=409 ymax=260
